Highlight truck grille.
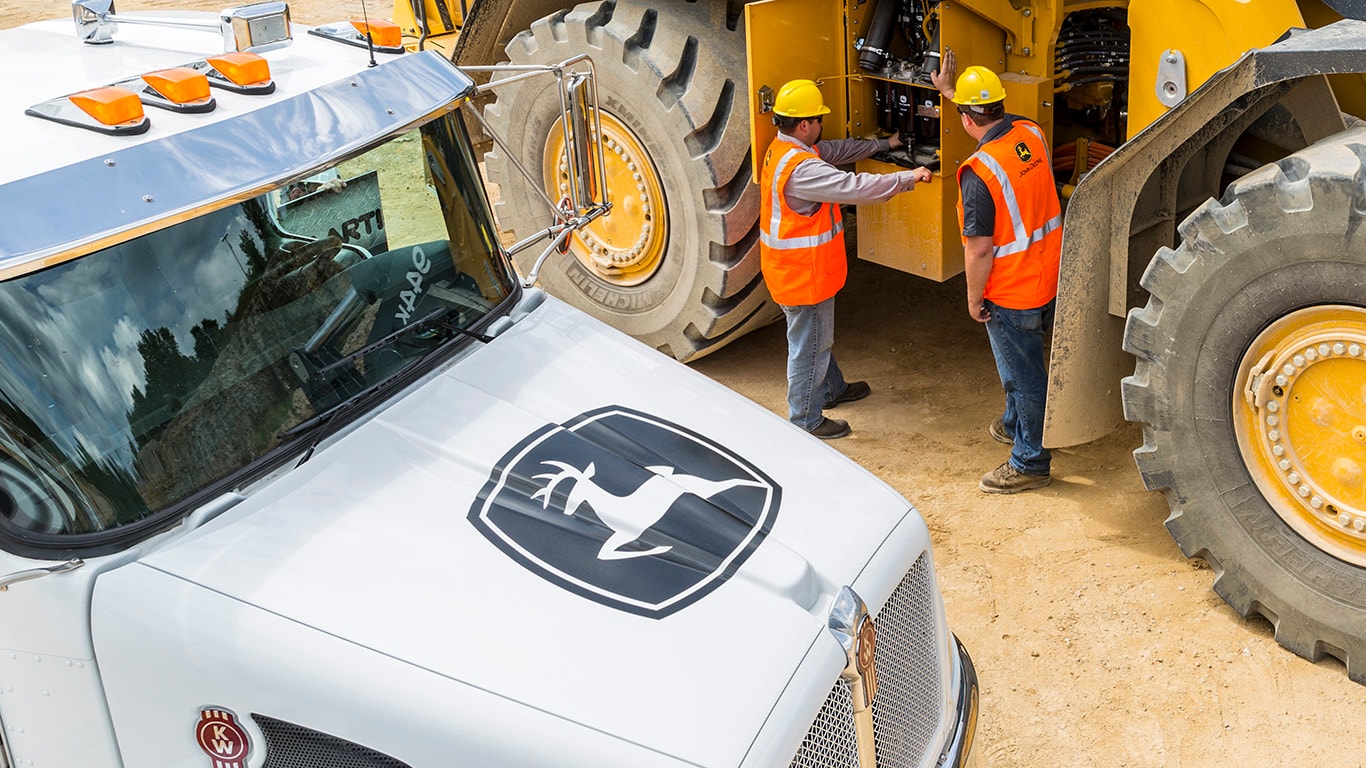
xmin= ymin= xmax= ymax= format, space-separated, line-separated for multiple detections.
xmin=253 ymin=715 xmax=411 ymax=768
xmin=789 ymin=553 xmax=943 ymax=768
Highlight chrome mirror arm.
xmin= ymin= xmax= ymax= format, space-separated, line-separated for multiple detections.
xmin=460 ymin=97 xmax=564 ymax=222
xmin=462 ymin=55 xmax=610 ymax=221
xmin=513 ymin=203 xmax=612 ymax=289
xmin=0 ymin=559 xmax=85 ymax=592
xmin=459 ymin=57 xmax=612 ymax=290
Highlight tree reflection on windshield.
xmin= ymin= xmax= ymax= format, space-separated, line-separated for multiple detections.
xmin=0 ymin=113 xmax=513 ymax=541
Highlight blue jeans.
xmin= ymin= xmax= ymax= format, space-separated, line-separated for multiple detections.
xmin=985 ymin=298 xmax=1054 ymax=475
xmin=782 ymin=298 xmax=846 ymax=430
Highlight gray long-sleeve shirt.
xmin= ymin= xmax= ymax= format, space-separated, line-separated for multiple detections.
xmin=776 ymin=134 xmax=918 ymax=216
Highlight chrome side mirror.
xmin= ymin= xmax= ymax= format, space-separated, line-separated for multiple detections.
xmin=221 ymin=3 xmax=292 ymax=53
xmin=72 ymin=0 xmax=118 ymax=44
xmin=561 ymin=69 xmax=606 ymax=217
xmin=72 ymin=0 xmax=292 ymax=53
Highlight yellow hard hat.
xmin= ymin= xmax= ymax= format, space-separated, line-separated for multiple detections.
xmin=773 ymin=79 xmax=831 ymax=118
xmin=951 ymin=66 xmax=1006 ymax=107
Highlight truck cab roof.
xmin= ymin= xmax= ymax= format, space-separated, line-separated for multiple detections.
xmin=0 ymin=13 xmax=472 ymax=269
xmin=2 ymin=13 xmax=391 ymax=185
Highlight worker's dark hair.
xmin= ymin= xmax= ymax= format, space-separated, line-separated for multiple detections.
xmin=772 ymin=114 xmax=804 ymax=133
xmin=958 ymin=101 xmax=1005 ymax=126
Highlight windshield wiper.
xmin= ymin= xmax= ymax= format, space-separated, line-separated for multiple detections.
xmin=278 ymin=307 xmax=493 ymax=466
xmin=315 ymin=306 xmax=492 ymax=377
xmin=277 ymin=378 xmax=388 ymax=465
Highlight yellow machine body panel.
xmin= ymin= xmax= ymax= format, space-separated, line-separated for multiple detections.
xmin=1127 ymin=0 xmax=1305 ymax=134
xmin=748 ymin=0 xmax=1062 ymax=282
xmin=744 ymin=0 xmax=849 ymax=186
xmin=391 ymin=0 xmax=465 ymax=56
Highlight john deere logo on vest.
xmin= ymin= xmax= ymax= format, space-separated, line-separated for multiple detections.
xmin=470 ymin=406 xmax=781 ymax=618
xmin=1014 ymin=142 xmax=1032 ymax=162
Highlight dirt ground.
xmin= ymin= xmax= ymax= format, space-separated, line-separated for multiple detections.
xmin=701 ymin=258 xmax=1366 ymax=768
xmin=8 ymin=2 xmax=1366 ymax=765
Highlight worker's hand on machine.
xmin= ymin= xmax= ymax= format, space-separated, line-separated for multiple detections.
xmin=932 ymin=48 xmax=957 ymax=100
xmin=888 ymin=132 xmax=905 ymax=150
xmin=896 ymin=166 xmax=933 ymax=192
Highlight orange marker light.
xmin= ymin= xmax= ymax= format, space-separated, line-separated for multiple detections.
xmin=207 ymin=52 xmax=272 ymax=86
xmin=350 ymin=18 xmax=401 ymax=48
xmin=69 ymin=86 xmax=145 ymax=126
xmin=143 ymin=68 xmax=211 ymax=104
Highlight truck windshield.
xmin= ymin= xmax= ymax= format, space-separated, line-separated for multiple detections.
xmin=0 ymin=112 xmax=514 ymax=541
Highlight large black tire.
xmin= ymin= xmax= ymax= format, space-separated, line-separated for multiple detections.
xmin=483 ymin=1 xmax=779 ymax=361
xmin=1122 ymin=132 xmax=1366 ymax=682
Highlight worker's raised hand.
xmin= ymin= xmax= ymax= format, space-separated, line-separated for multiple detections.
xmin=932 ymin=49 xmax=957 ymax=100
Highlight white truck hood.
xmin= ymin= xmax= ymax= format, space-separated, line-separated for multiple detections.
xmin=121 ymin=297 xmax=916 ymax=766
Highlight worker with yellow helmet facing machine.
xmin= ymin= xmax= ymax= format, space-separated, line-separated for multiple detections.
xmin=941 ymin=58 xmax=1063 ymax=493
xmin=759 ymin=78 xmax=933 ymax=440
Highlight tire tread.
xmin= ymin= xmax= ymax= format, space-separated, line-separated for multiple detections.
xmin=1123 ymin=131 xmax=1366 ymax=683
xmin=484 ymin=0 xmax=771 ymax=361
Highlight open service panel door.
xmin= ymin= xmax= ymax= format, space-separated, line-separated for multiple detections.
xmin=744 ymin=0 xmax=849 ymax=184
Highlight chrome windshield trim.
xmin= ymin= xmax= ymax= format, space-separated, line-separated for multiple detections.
xmin=0 ymin=51 xmax=475 ymax=274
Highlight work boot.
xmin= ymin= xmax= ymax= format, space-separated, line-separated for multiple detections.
xmin=807 ymin=417 xmax=852 ymax=440
xmin=979 ymin=462 xmax=1050 ymax=494
xmin=988 ymin=417 xmax=1011 ymax=445
xmin=824 ymin=380 xmax=871 ymax=409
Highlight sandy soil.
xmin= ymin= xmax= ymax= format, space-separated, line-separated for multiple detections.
xmin=699 ymin=257 xmax=1366 ymax=768
xmin=8 ymin=2 xmax=1366 ymax=765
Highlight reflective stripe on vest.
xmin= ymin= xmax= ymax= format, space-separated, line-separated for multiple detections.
xmin=965 ymin=123 xmax=1061 ymax=260
xmin=760 ymin=145 xmax=845 ymax=250
xmin=759 ymin=138 xmax=848 ymax=306
xmin=956 ymin=119 xmax=1063 ymax=309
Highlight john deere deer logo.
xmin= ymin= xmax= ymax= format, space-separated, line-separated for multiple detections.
xmin=1014 ymin=141 xmax=1032 ymax=162
xmin=470 ymin=407 xmax=781 ymax=617
xmin=532 ymin=460 xmax=766 ymax=561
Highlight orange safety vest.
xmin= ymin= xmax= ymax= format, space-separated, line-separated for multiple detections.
xmin=956 ymin=119 xmax=1062 ymax=310
xmin=759 ymin=138 xmax=847 ymax=306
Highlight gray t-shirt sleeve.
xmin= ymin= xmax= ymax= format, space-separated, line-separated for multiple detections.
xmin=814 ymin=136 xmax=891 ymax=166
xmin=786 ymin=159 xmax=911 ymax=210
xmin=959 ymin=167 xmax=995 ymax=237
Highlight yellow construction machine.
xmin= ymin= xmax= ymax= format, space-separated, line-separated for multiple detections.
xmin=393 ymin=0 xmax=1366 ymax=683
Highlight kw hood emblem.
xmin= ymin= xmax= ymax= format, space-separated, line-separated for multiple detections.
xmin=470 ymin=407 xmax=781 ymax=617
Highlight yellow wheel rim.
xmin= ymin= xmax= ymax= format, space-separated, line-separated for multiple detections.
xmin=543 ymin=111 xmax=668 ymax=288
xmin=1234 ymin=305 xmax=1366 ymax=566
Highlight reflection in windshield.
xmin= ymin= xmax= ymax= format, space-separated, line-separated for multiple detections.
xmin=0 ymin=113 xmax=513 ymax=538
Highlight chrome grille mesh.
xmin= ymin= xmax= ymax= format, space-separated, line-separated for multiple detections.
xmin=253 ymin=715 xmax=411 ymax=768
xmin=788 ymin=681 xmax=860 ymax=768
xmin=789 ymin=553 xmax=942 ymax=768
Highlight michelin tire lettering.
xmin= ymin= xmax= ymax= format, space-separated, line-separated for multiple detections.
xmin=470 ymin=406 xmax=781 ymax=618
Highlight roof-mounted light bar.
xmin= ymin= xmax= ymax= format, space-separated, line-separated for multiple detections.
xmin=26 ymin=52 xmax=274 ymax=134
xmin=72 ymin=0 xmax=293 ymax=54
xmin=307 ymin=18 xmax=404 ymax=54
